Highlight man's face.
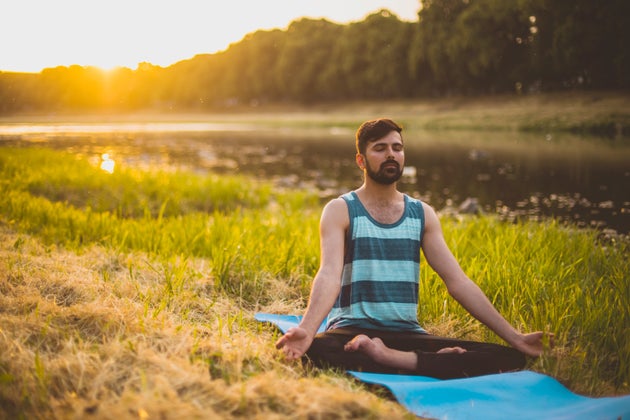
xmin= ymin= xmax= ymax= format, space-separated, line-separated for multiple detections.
xmin=361 ymin=131 xmax=404 ymax=185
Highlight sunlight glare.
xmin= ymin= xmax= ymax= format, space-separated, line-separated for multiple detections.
xmin=2 ymin=0 xmax=420 ymax=73
xmin=100 ymin=153 xmax=115 ymax=174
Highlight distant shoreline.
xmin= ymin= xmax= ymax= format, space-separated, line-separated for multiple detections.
xmin=1 ymin=91 xmax=629 ymax=138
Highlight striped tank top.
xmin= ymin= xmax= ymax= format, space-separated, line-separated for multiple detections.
xmin=326 ymin=191 xmax=426 ymax=333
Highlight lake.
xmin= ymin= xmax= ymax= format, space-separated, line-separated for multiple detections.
xmin=1 ymin=121 xmax=629 ymax=234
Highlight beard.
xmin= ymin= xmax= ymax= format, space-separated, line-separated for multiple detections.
xmin=365 ymin=159 xmax=403 ymax=185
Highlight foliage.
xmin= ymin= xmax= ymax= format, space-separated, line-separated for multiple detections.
xmin=526 ymin=0 xmax=630 ymax=90
xmin=1 ymin=145 xmax=629 ymax=410
xmin=3 ymin=147 xmax=273 ymax=217
xmin=0 ymin=227 xmax=407 ymax=419
xmin=0 ymin=147 xmax=320 ymax=303
xmin=420 ymin=216 xmax=630 ymax=394
xmin=2 ymin=1 xmax=630 ymax=113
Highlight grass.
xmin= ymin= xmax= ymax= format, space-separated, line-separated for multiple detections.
xmin=2 ymin=91 xmax=630 ymax=138
xmin=0 ymin=145 xmax=629 ymax=418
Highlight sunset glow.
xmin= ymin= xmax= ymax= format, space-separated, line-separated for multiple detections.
xmin=2 ymin=0 xmax=420 ymax=73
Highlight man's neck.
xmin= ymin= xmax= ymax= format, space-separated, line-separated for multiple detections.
xmin=355 ymin=182 xmax=405 ymax=224
xmin=356 ymin=181 xmax=402 ymax=205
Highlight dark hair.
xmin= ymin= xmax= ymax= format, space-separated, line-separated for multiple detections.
xmin=355 ymin=118 xmax=403 ymax=154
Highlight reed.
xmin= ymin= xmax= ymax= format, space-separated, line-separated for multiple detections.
xmin=420 ymin=216 xmax=629 ymax=394
xmin=0 ymin=145 xmax=628 ymax=418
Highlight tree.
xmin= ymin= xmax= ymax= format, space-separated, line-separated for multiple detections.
xmin=333 ymin=10 xmax=415 ymax=99
xmin=411 ymin=0 xmax=470 ymax=95
xmin=521 ymin=0 xmax=630 ymax=90
xmin=275 ymin=19 xmax=343 ymax=102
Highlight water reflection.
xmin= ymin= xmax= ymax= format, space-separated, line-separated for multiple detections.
xmin=100 ymin=153 xmax=115 ymax=173
xmin=1 ymin=126 xmax=628 ymax=234
xmin=399 ymin=132 xmax=629 ymax=233
xmin=0 ymin=122 xmax=259 ymax=135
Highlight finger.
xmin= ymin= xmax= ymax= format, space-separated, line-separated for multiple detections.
xmin=275 ymin=338 xmax=284 ymax=349
xmin=275 ymin=329 xmax=296 ymax=349
xmin=284 ymin=349 xmax=298 ymax=361
xmin=275 ymin=334 xmax=290 ymax=349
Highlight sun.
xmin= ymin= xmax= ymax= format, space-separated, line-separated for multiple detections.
xmin=2 ymin=0 xmax=420 ymax=73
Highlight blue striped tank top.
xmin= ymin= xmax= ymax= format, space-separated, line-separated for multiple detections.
xmin=326 ymin=191 xmax=426 ymax=333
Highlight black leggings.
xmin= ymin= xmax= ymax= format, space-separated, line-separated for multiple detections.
xmin=305 ymin=327 xmax=526 ymax=379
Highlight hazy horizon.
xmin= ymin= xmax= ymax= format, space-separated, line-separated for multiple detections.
xmin=2 ymin=0 xmax=420 ymax=73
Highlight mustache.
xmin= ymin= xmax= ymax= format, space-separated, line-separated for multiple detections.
xmin=380 ymin=160 xmax=400 ymax=170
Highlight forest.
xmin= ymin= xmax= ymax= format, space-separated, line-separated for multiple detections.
xmin=1 ymin=0 xmax=629 ymax=113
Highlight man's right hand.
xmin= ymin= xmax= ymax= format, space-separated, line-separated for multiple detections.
xmin=275 ymin=326 xmax=313 ymax=361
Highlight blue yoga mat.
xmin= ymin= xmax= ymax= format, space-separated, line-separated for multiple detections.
xmin=256 ymin=312 xmax=630 ymax=420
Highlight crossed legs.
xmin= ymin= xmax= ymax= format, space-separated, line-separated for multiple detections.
xmin=305 ymin=327 xmax=526 ymax=379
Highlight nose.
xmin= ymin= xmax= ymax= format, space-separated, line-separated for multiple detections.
xmin=386 ymin=146 xmax=397 ymax=158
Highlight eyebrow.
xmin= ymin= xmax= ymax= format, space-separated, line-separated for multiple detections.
xmin=370 ymin=139 xmax=403 ymax=148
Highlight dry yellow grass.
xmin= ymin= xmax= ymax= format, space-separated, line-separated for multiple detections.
xmin=0 ymin=225 xmax=414 ymax=419
xmin=2 ymin=93 xmax=628 ymax=417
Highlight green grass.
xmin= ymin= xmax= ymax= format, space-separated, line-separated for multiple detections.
xmin=0 ymin=145 xmax=628 ymax=418
xmin=421 ymin=216 xmax=629 ymax=394
xmin=3 ymin=91 xmax=629 ymax=138
xmin=1 ymin=147 xmax=320 ymax=301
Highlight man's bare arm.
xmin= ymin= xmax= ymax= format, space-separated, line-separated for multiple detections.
xmin=420 ymin=203 xmax=550 ymax=356
xmin=275 ymin=198 xmax=348 ymax=359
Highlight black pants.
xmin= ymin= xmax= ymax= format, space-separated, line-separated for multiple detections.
xmin=305 ymin=327 xmax=526 ymax=379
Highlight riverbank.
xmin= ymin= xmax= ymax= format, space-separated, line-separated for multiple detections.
xmin=1 ymin=147 xmax=628 ymax=418
xmin=2 ymin=91 xmax=629 ymax=138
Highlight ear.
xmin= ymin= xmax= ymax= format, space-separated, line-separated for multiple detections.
xmin=356 ymin=153 xmax=365 ymax=169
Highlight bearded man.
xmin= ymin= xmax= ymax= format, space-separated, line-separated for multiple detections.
xmin=276 ymin=118 xmax=550 ymax=378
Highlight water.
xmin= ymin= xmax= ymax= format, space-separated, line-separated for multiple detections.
xmin=2 ymin=123 xmax=629 ymax=234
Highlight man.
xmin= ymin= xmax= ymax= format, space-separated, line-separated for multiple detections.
xmin=276 ymin=118 xmax=550 ymax=379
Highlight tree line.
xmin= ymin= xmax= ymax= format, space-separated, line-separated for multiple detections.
xmin=1 ymin=0 xmax=628 ymax=114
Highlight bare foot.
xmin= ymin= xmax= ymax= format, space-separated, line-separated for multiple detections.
xmin=344 ymin=334 xmax=417 ymax=370
xmin=437 ymin=346 xmax=467 ymax=354
xmin=344 ymin=334 xmax=386 ymax=361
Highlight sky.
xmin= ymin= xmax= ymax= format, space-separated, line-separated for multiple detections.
xmin=1 ymin=0 xmax=420 ymax=73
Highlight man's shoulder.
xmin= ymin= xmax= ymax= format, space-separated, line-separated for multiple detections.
xmin=328 ymin=195 xmax=350 ymax=206
xmin=404 ymin=195 xmax=433 ymax=211
xmin=327 ymin=191 xmax=356 ymax=210
xmin=338 ymin=191 xmax=356 ymax=202
xmin=322 ymin=196 xmax=349 ymax=217
xmin=404 ymin=194 xmax=431 ymax=212
xmin=321 ymin=197 xmax=350 ymax=231
xmin=405 ymin=194 xmax=422 ymax=205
